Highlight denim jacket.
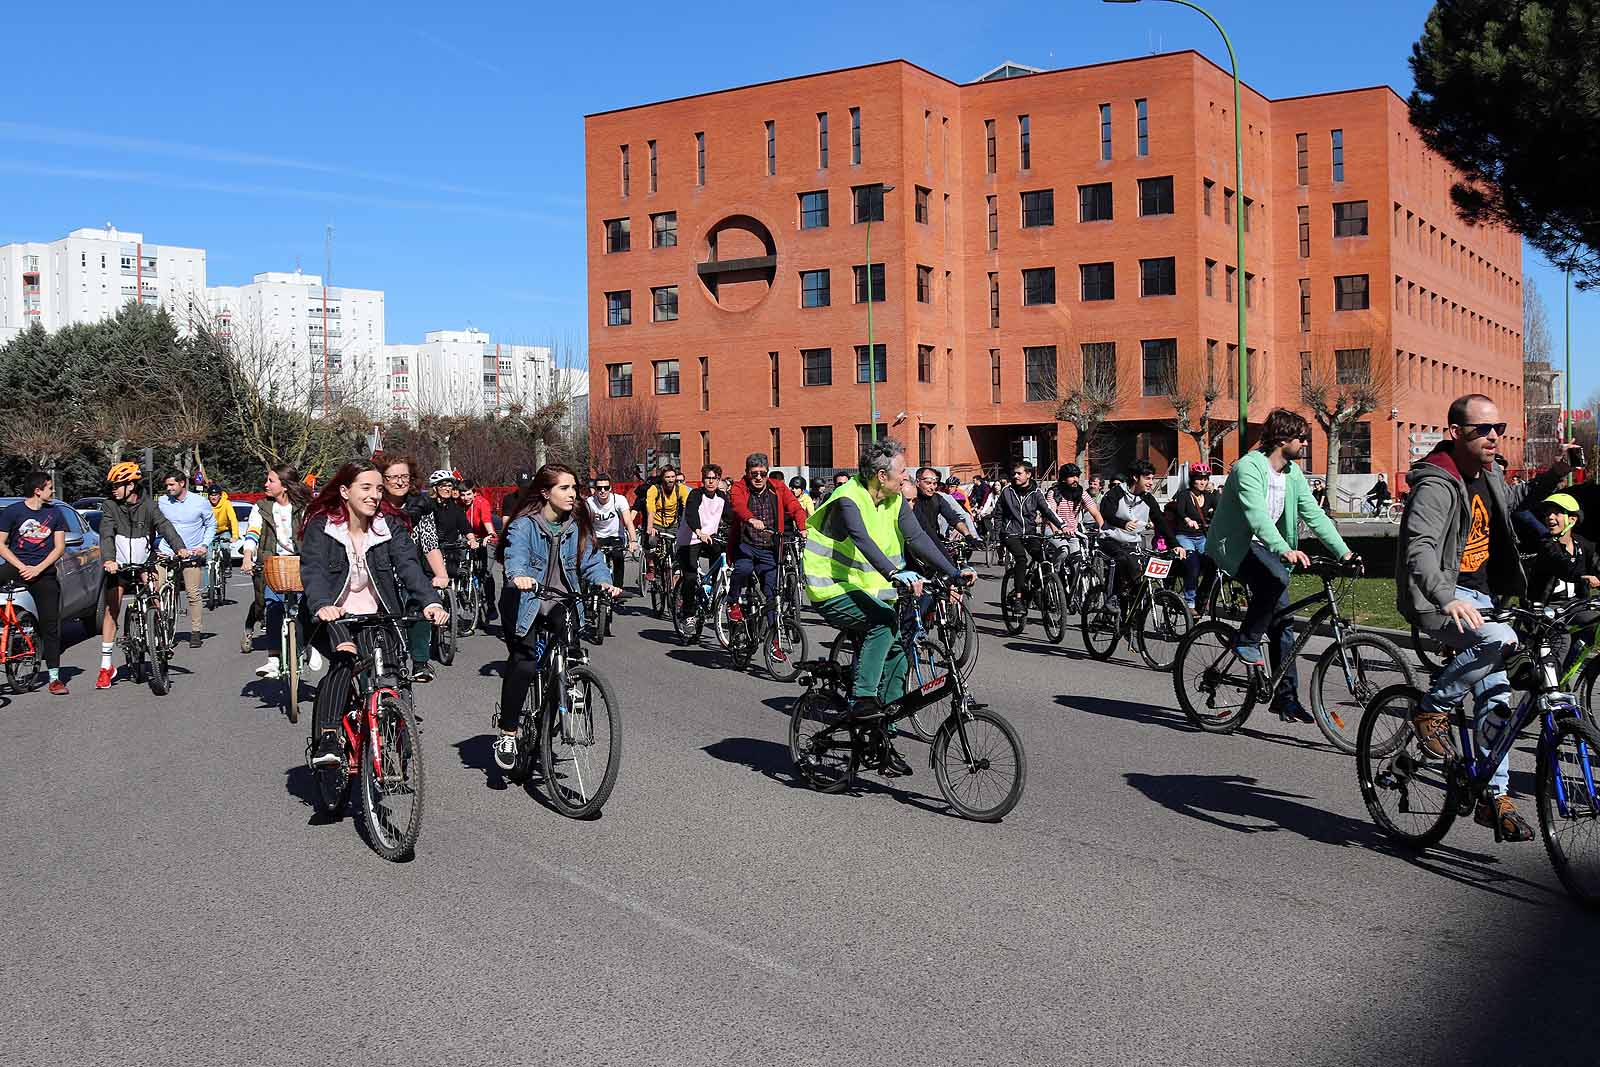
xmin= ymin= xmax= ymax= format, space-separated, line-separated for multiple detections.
xmin=504 ymin=513 xmax=613 ymax=638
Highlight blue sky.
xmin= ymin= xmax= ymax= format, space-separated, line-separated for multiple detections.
xmin=9 ymin=0 xmax=1594 ymax=403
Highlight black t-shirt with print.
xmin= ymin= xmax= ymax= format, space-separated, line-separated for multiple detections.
xmin=0 ymin=501 xmax=66 ymax=569
xmin=1457 ymin=472 xmax=1493 ymax=596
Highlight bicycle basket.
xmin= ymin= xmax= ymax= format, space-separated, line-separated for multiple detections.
xmin=263 ymin=555 xmax=303 ymax=593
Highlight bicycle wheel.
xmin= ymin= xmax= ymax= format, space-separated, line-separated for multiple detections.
xmin=1039 ymin=571 xmax=1066 ymax=644
xmin=932 ymin=708 xmax=1026 ymax=822
xmin=435 ymin=592 xmax=457 ymax=665
xmin=540 ymin=664 xmax=622 ymax=818
xmin=1137 ymin=589 xmax=1194 ymax=672
xmin=788 ymin=688 xmax=858 ymax=793
xmin=145 ymin=604 xmax=170 ymax=696
xmin=1173 ymin=620 xmax=1255 ymax=732
xmin=5 ymin=615 xmax=41 ymax=693
xmin=944 ymin=599 xmax=979 ymax=680
xmin=122 ymin=604 xmax=144 ymax=684
xmin=1079 ymin=583 xmax=1120 ymax=661
xmin=284 ymin=621 xmax=301 ymax=725
xmin=906 ymin=637 xmax=961 ymax=742
xmin=998 ymin=573 xmax=1027 ymax=636
xmin=309 ymin=663 xmax=355 ymax=816
xmin=1411 ymin=623 xmax=1447 ymax=674
xmin=711 ymin=588 xmax=732 ymax=650
xmin=361 ymin=690 xmax=425 ymax=861
xmin=764 ymin=615 xmax=809 ymax=683
xmin=456 ymin=584 xmax=476 ymax=638
xmin=1310 ymin=634 xmax=1416 ymax=755
xmin=1207 ymin=575 xmax=1249 ymax=623
xmin=1356 ymin=684 xmax=1459 ymax=848
xmin=159 ymin=578 xmax=178 ymax=648
xmin=1536 ymin=715 xmax=1600 ymax=908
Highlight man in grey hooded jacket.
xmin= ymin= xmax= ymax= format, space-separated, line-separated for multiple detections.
xmin=1398 ymin=392 xmax=1574 ymax=843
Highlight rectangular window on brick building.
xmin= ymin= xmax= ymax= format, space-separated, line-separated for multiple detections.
xmin=620 ymin=145 xmax=629 ymax=196
xmin=918 ymin=344 xmax=934 ymax=383
xmin=695 ymin=132 xmax=705 ymax=186
xmin=852 ymin=184 xmax=884 ymax=223
xmin=1296 ymin=132 xmax=1308 ymax=186
xmin=770 ymin=428 xmax=781 ymax=466
xmin=647 ymin=140 xmax=657 ymax=193
xmin=1141 ymin=339 xmax=1177 ymax=396
xmin=801 ymin=269 xmax=830 ymax=308
xmin=1299 ymin=278 xmax=1311 ymax=332
xmin=699 ymin=356 xmax=709 ymax=410
xmin=1082 ymin=342 xmax=1117 ymax=394
xmin=769 ymin=352 xmax=780 ymax=406
xmin=700 ymin=430 xmax=711 ymax=467
xmin=985 ymin=119 xmax=996 ymax=174
xmin=1205 ymin=259 xmax=1216 ymax=297
xmin=1244 ymin=271 xmax=1255 ymax=309
xmin=1335 ymin=274 xmax=1370 ymax=310
xmin=800 ymin=190 xmax=829 ymax=229
xmin=1136 ymin=98 xmax=1149 ymax=156
xmin=1243 ymin=196 xmax=1253 ymax=232
xmin=1099 ymin=103 xmax=1112 ymax=160
xmin=1331 ymin=129 xmax=1345 ymax=181
xmin=765 ymin=120 xmax=776 ymax=176
xmin=1225 ymin=265 xmax=1235 ymax=303
xmin=989 ymin=273 xmax=1000 ymax=327
xmin=1022 ymin=189 xmax=1055 ymax=227
xmin=606 ymin=290 xmax=631 ymax=326
xmin=1298 ymin=205 xmax=1310 ymax=258
xmin=853 ymin=263 xmax=886 ymax=303
xmin=1223 ymin=188 xmax=1234 ymax=224
xmin=850 ymin=107 xmax=861 ymax=164
xmin=915 ymin=185 xmax=930 ymax=224
xmin=1018 ymin=114 xmax=1031 ymax=169
xmin=604 ymin=217 xmax=630 ymax=253
xmin=1203 ymin=178 xmax=1214 ymax=216
xmin=654 ymin=359 xmax=680 ymax=395
xmin=804 ymin=426 xmax=833 ymax=470
xmin=607 ymin=362 xmax=632 ymax=398
xmin=802 ymin=348 xmax=833 ymax=386
xmin=817 ymin=112 xmax=828 ymax=168
xmin=1299 ymin=350 xmax=1313 ymax=390
xmin=1024 ymin=345 xmax=1057 ymax=402
xmin=990 ymin=349 xmax=1001 ymax=403
xmin=1340 ymin=421 xmax=1371 ymax=474
xmin=1081 ymin=262 xmax=1115 ymax=301
xmin=651 ymin=286 xmax=678 ymax=322
xmin=1140 ymin=257 xmax=1176 ymax=297
xmin=652 ymin=212 xmax=677 ymax=247
xmin=855 ymin=344 xmax=886 ymax=383
xmin=1023 ymin=267 xmax=1056 ymax=306
xmin=916 ymin=265 xmax=932 ymax=303
xmin=1079 ymin=182 xmax=1112 ymax=222
xmin=1138 ymin=176 xmax=1174 ymax=216
xmin=918 ymin=424 xmax=933 ymax=467
xmin=1333 ymin=200 xmax=1369 ymax=237
xmin=987 ymin=195 xmax=998 ymax=249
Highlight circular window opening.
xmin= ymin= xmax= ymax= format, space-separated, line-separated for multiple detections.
xmin=698 ymin=215 xmax=777 ymax=312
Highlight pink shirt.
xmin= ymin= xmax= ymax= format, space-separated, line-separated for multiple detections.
xmin=335 ymin=526 xmax=382 ymax=616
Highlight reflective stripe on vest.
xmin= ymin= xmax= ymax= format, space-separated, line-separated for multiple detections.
xmin=803 ymin=477 xmax=905 ymax=603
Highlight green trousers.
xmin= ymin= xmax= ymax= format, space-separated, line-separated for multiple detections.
xmin=409 ymin=619 xmax=431 ymax=666
xmin=816 ymin=591 xmax=906 ymax=703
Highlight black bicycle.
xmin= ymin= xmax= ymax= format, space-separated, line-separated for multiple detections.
xmin=721 ymin=561 xmax=809 ymax=682
xmin=791 ymin=575 xmax=1025 ymax=821
xmin=645 ymin=535 xmax=677 ymax=618
xmin=443 ymin=542 xmax=488 ymax=640
xmin=1080 ymin=547 xmax=1194 ymax=670
xmin=1000 ymin=533 xmax=1068 ymax=643
xmin=501 ymin=588 xmax=623 ymax=818
xmin=118 ymin=558 xmax=173 ymax=696
xmin=204 ymin=536 xmax=232 ymax=610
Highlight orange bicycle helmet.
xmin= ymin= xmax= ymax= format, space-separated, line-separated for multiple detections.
xmin=106 ymin=461 xmax=143 ymax=485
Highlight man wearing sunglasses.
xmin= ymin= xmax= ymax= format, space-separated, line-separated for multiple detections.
xmin=728 ymin=452 xmax=809 ymax=661
xmin=1400 ymin=392 xmax=1579 ymax=844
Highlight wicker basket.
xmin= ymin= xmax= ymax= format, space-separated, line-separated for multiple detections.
xmin=263 ymin=555 xmax=303 ymax=593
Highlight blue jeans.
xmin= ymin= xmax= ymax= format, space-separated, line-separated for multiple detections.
xmin=1235 ymin=542 xmax=1299 ymax=709
xmin=1423 ymin=586 xmax=1514 ymax=794
xmin=1176 ymin=534 xmax=1207 ymax=599
xmin=729 ymin=543 xmax=778 ymax=623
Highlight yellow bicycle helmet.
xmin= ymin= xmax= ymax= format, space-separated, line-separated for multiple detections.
xmin=1541 ymin=492 xmax=1582 ymax=516
xmin=106 ymin=461 xmax=143 ymax=486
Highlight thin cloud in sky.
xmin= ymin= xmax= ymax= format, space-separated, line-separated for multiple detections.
xmin=0 ymin=120 xmax=506 ymax=200
xmin=407 ymin=27 xmax=507 ymax=78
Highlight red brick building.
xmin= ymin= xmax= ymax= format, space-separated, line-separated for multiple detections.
xmin=584 ymin=52 xmax=1524 ymax=484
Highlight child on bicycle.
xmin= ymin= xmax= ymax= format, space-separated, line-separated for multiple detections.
xmin=1529 ymin=492 xmax=1600 ymax=675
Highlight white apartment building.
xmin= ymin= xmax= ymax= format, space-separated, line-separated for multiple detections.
xmin=385 ymin=329 xmax=552 ymax=421
xmin=0 ymin=225 xmax=207 ymax=342
xmin=207 ymin=269 xmax=385 ymax=416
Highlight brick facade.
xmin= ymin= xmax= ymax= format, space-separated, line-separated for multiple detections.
xmin=585 ymin=52 xmax=1523 ymax=484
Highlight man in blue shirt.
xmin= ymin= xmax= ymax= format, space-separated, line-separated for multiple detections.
xmin=159 ymin=470 xmax=216 ymax=649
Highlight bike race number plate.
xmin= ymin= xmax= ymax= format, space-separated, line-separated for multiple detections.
xmin=1143 ymin=557 xmax=1173 ymax=580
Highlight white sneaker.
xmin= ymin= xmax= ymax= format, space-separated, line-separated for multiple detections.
xmin=255 ymin=657 xmax=282 ymax=679
xmin=306 ymin=647 xmax=324 ymax=673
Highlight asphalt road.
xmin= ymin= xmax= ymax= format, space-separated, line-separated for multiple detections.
xmin=3 ymin=565 xmax=1597 ymax=1067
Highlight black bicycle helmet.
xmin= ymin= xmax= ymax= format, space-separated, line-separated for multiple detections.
xmin=1059 ymin=463 xmax=1082 ymax=478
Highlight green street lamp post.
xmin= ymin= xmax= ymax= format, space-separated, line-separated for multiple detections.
xmin=1105 ymin=0 xmax=1248 ymax=452
xmin=866 ymin=183 xmax=895 ymax=444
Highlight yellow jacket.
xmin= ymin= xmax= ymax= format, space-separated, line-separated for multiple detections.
xmin=210 ymin=492 xmax=239 ymax=541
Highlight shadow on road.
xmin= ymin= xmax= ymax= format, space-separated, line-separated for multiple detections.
xmin=282 ymin=765 xmax=343 ymax=825
xmin=667 ymin=647 xmax=727 ymax=670
xmin=478 ymin=661 xmax=502 ymax=678
xmin=761 ymin=695 xmax=798 ymax=718
xmin=455 ymin=732 xmax=511 ymax=791
xmin=637 ymin=627 xmax=686 ymax=647
xmin=1056 ymin=694 xmax=1193 ymax=732
xmin=1005 ymin=639 xmax=1089 ymax=661
xmin=1123 ymin=771 xmax=1557 ymax=904
xmin=701 ymin=736 xmax=953 ymax=819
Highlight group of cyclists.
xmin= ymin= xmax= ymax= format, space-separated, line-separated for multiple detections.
xmin=8 ymin=385 xmax=1600 ymax=875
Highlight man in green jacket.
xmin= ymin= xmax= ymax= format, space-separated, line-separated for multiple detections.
xmin=1207 ymin=408 xmax=1355 ymax=722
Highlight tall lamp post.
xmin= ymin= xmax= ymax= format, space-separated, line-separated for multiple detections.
xmin=1105 ymin=0 xmax=1247 ymax=452
xmin=866 ymin=183 xmax=895 ymax=444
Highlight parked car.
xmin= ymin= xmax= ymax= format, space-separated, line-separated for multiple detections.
xmin=71 ymin=496 xmax=104 ymax=514
xmin=227 ymin=501 xmax=253 ymax=564
xmin=0 ymin=499 xmax=103 ymax=634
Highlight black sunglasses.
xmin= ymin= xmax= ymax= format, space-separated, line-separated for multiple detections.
xmin=1456 ymin=422 xmax=1507 ymax=438
xmin=749 ymin=469 xmax=769 ymax=477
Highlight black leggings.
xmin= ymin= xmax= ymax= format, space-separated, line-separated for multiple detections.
xmin=498 ymin=607 xmax=568 ymax=732
xmin=0 ymin=564 xmax=60 ymax=669
xmin=1003 ymin=535 xmax=1040 ymax=594
xmin=1101 ymin=542 xmax=1140 ymax=598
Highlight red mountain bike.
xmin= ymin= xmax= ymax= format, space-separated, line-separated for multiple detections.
xmin=1 ymin=583 xmax=42 ymax=693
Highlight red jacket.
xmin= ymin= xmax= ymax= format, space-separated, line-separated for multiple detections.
xmin=466 ymin=493 xmax=497 ymax=537
xmin=728 ymin=476 xmax=809 ymax=549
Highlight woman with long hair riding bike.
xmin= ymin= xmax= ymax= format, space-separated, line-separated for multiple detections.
xmin=492 ymin=464 xmax=620 ymax=772
xmin=299 ymin=460 xmax=447 ymax=769
xmin=240 ymin=463 xmax=314 ymax=679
